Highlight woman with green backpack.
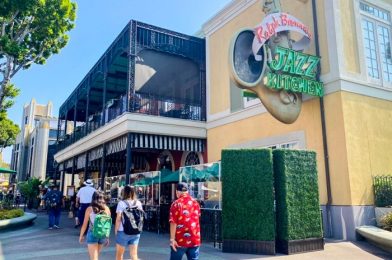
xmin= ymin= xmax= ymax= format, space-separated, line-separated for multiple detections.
xmin=79 ymin=191 xmax=112 ymax=260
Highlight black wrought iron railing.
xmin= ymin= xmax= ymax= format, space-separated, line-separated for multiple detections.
xmin=57 ymin=93 xmax=204 ymax=152
xmin=130 ymin=93 xmax=203 ymax=121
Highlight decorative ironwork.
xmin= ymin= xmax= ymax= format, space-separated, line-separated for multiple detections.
xmin=57 ymin=20 xmax=206 ymax=153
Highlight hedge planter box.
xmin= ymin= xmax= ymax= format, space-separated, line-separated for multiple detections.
xmin=222 ymin=149 xmax=276 ymax=255
xmin=273 ymin=150 xmax=324 ymax=254
xmin=223 ymin=239 xmax=275 ymax=255
xmin=276 ymin=238 xmax=324 ymax=255
xmin=375 ymin=207 xmax=392 ymax=227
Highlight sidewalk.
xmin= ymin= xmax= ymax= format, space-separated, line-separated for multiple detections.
xmin=0 ymin=211 xmax=390 ymax=260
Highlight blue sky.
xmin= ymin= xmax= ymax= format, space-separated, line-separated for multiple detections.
xmin=3 ymin=0 xmax=231 ymax=163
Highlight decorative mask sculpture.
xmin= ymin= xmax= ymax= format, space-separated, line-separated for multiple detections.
xmin=230 ymin=0 xmax=321 ymax=124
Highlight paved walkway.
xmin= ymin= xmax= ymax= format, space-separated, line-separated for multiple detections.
xmin=0 ymin=212 xmax=391 ymax=260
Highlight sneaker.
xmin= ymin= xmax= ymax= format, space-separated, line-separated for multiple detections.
xmin=48 ymin=227 xmax=53 ymax=230
xmin=53 ymin=225 xmax=60 ymax=229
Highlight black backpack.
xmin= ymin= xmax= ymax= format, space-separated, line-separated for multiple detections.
xmin=122 ymin=200 xmax=145 ymax=235
xmin=46 ymin=191 xmax=60 ymax=208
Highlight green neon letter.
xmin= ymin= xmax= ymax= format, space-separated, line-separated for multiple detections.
xmin=269 ymin=47 xmax=287 ymax=71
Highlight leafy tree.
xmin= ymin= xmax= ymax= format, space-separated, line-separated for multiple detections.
xmin=19 ymin=177 xmax=49 ymax=209
xmin=0 ymin=115 xmax=19 ymax=153
xmin=0 ymin=0 xmax=77 ymax=111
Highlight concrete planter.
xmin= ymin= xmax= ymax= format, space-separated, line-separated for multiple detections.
xmin=0 ymin=212 xmax=37 ymax=230
xmin=276 ymin=238 xmax=324 ymax=255
xmin=223 ymin=239 xmax=275 ymax=255
xmin=375 ymin=207 xmax=392 ymax=227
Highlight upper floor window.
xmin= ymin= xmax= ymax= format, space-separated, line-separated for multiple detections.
xmin=267 ymin=141 xmax=299 ymax=150
xmin=360 ymin=1 xmax=392 ymax=86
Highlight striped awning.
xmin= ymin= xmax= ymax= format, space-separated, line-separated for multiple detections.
xmin=77 ymin=154 xmax=86 ymax=169
xmin=107 ymin=136 xmax=127 ymax=155
xmin=131 ymin=133 xmax=205 ymax=152
xmin=65 ymin=159 xmax=73 ymax=169
xmin=89 ymin=146 xmax=104 ymax=161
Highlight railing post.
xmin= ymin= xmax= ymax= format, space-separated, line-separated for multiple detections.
xmin=125 ymin=133 xmax=132 ymax=185
xmin=85 ymin=88 xmax=90 ymax=135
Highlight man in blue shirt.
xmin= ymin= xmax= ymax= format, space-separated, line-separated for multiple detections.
xmin=45 ymin=184 xmax=64 ymax=229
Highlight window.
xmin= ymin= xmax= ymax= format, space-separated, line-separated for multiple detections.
xmin=25 ymin=116 xmax=28 ymax=124
xmin=267 ymin=141 xmax=299 ymax=150
xmin=49 ymin=129 xmax=57 ymax=139
xmin=185 ymin=152 xmax=200 ymax=166
xmin=360 ymin=1 xmax=392 ymax=86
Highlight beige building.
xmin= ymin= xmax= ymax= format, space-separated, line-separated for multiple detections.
xmin=203 ymin=0 xmax=392 ymax=240
xmin=11 ymin=99 xmax=58 ymax=182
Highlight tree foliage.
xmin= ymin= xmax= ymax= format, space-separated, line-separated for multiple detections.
xmin=19 ymin=177 xmax=48 ymax=209
xmin=0 ymin=0 xmax=77 ymax=111
xmin=0 ymin=115 xmax=19 ymax=152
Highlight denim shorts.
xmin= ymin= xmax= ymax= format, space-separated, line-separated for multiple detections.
xmin=86 ymin=230 xmax=108 ymax=245
xmin=116 ymin=231 xmax=140 ymax=247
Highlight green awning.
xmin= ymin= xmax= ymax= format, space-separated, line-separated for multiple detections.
xmin=0 ymin=167 xmax=16 ymax=174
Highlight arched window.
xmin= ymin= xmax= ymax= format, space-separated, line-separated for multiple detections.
xmin=185 ymin=152 xmax=200 ymax=166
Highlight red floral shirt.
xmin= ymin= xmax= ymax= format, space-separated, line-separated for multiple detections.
xmin=169 ymin=193 xmax=201 ymax=247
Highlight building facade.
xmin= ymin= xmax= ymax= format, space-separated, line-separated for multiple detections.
xmin=203 ymin=0 xmax=392 ymax=240
xmin=54 ymin=21 xmax=207 ymax=201
xmin=11 ymin=99 xmax=58 ymax=182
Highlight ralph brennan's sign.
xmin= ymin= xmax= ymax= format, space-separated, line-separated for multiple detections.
xmin=266 ymin=46 xmax=323 ymax=97
xmin=230 ymin=0 xmax=324 ymax=124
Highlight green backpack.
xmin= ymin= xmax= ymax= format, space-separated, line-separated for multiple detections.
xmin=92 ymin=212 xmax=112 ymax=239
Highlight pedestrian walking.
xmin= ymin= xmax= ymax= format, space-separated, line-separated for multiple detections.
xmin=115 ymin=185 xmax=144 ymax=260
xmin=46 ymin=184 xmax=64 ymax=229
xmin=169 ymin=182 xmax=201 ymax=260
xmin=76 ymin=180 xmax=96 ymax=229
xmin=79 ymin=191 xmax=112 ymax=260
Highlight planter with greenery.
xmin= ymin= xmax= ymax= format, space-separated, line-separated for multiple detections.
xmin=273 ymin=149 xmax=324 ymax=254
xmin=373 ymin=176 xmax=392 ymax=228
xmin=221 ymin=149 xmax=275 ymax=255
xmin=0 ymin=208 xmax=24 ymax=220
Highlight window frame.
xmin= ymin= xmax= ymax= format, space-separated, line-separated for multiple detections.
xmin=359 ymin=1 xmax=392 ymax=88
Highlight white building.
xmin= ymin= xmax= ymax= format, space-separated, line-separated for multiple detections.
xmin=11 ymin=99 xmax=58 ymax=182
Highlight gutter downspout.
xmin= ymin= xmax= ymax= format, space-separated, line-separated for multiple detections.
xmin=311 ymin=0 xmax=334 ymax=238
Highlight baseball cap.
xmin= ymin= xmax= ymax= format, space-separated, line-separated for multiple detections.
xmin=176 ymin=182 xmax=188 ymax=192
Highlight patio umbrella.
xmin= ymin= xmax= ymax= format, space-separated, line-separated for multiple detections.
xmin=0 ymin=167 xmax=16 ymax=174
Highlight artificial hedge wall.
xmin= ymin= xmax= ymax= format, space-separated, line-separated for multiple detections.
xmin=273 ymin=149 xmax=323 ymax=241
xmin=221 ymin=149 xmax=275 ymax=241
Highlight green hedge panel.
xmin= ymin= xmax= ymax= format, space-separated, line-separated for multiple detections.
xmin=221 ymin=149 xmax=275 ymax=241
xmin=273 ymin=149 xmax=323 ymax=241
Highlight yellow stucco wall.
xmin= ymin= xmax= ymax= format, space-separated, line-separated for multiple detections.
xmin=340 ymin=0 xmax=360 ymax=74
xmin=208 ymin=0 xmax=330 ymax=115
xmin=342 ymin=92 xmax=392 ymax=205
xmin=323 ymin=92 xmax=352 ymax=206
xmin=207 ymin=98 xmax=328 ymax=205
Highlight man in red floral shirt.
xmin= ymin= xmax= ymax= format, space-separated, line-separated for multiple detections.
xmin=169 ymin=182 xmax=201 ymax=260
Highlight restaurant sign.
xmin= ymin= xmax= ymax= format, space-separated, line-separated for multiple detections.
xmin=229 ymin=0 xmax=324 ymax=123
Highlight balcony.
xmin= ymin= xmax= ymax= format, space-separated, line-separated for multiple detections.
xmin=57 ymin=93 xmax=204 ymax=151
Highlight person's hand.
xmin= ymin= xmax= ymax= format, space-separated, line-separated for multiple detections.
xmin=79 ymin=236 xmax=85 ymax=244
xmin=170 ymin=239 xmax=178 ymax=252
